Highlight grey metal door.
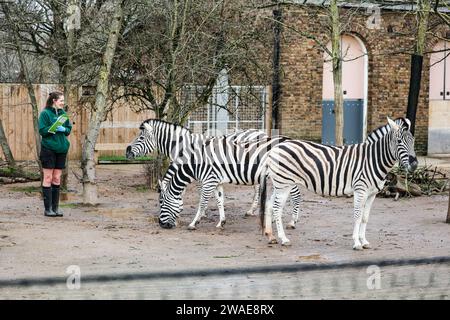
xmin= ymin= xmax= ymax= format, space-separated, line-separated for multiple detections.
xmin=322 ymin=99 xmax=364 ymax=145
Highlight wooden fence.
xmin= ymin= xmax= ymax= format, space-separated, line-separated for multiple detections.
xmin=0 ymin=84 xmax=155 ymax=161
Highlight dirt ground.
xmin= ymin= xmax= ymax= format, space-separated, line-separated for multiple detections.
xmin=0 ymin=161 xmax=449 ymax=299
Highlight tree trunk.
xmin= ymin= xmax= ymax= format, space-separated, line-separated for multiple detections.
xmin=406 ymin=0 xmax=430 ymax=135
xmin=330 ymin=0 xmax=344 ymax=146
xmin=61 ymin=0 xmax=77 ymax=193
xmin=333 ymin=60 xmax=344 ymax=146
xmin=81 ymin=0 xmax=124 ymax=205
xmin=1 ymin=2 xmax=41 ymax=172
xmin=0 ymin=118 xmax=16 ymax=168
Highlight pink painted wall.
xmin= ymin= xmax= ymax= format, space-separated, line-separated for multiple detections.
xmin=429 ymin=41 xmax=449 ymax=101
xmin=322 ymin=35 xmax=366 ymax=100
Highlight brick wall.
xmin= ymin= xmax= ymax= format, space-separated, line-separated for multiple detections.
xmin=277 ymin=5 xmax=444 ymax=155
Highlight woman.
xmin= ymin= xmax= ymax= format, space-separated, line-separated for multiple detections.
xmin=38 ymin=91 xmax=72 ymax=217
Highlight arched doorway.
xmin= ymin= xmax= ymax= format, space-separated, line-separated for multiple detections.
xmin=322 ymin=34 xmax=368 ymax=145
xmin=428 ymin=41 xmax=450 ymax=154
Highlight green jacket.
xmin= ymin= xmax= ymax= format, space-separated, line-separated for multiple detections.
xmin=38 ymin=107 xmax=72 ymax=154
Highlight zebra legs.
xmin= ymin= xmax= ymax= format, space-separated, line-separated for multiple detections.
xmin=214 ymin=185 xmax=226 ymax=229
xmin=286 ymin=185 xmax=301 ymax=229
xmin=352 ymin=190 xmax=369 ymax=250
xmin=263 ymin=195 xmax=276 ymax=244
xmin=193 ymin=182 xmax=226 ymax=228
xmin=245 ymin=185 xmax=260 ymax=216
xmin=249 ymin=184 xmax=301 ymax=231
xmin=270 ymin=187 xmax=291 ymax=246
xmin=188 ymin=183 xmax=217 ymax=230
xmin=359 ymin=192 xmax=376 ymax=249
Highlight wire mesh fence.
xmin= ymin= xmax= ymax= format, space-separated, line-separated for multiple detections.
xmin=186 ymin=85 xmax=267 ymax=136
xmin=1 ymin=256 xmax=449 ymax=300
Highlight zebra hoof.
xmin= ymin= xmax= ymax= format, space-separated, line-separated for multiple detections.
xmin=353 ymin=244 xmax=363 ymax=251
xmin=286 ymin=223 xmax=296 ymax=230
xmin=362 ymin=243 xmax=371 ymax=249
xmin=281 ymin=240 xmax=291 ymax=246
xmin=268 ymin=238 xmax=278 ymax=245
xmin=216 ymin=221 xmax=226 ymax=229
xmin=187 ymin=225 xmax=197 ymax=230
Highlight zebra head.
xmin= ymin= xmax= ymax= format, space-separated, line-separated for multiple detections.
xmin=126 ymin=121 xmax=157 ymax=159
xmin=157 ymin=179 xmax=183 ymax=229
xmin=387 ymin=117 xmax=418 ymax=173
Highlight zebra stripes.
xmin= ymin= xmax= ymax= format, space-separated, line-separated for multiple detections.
xmin=126 ymin=119 xmax=267 ymax=165
xmin=126 ymin=119 xmax=300 ymax=229
xmin=157 ymin=133 xmax=301 ymax=230
xmin=260 ymin=117 xmax=418 ymax=249
xmin=159 ymin=137 xmax=300 ymax=228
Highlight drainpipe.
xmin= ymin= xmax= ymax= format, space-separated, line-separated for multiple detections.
xmin=271 ymin=7 xmax=282 ymax=136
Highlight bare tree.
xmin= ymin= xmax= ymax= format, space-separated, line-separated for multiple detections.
xmin=111 ymin=0 xmax=272 ymax=125
xmin=0 ymin=118 xmax=16 ymax=168
xmin=434 ymin=0 xmax=450 ymax=27
xmin=406 ymin=0 xmax=432 ymax=134
xmin=330 ymin=0 xmax=344 ymax=146
xmin=0 ymin=0 xmax=121 ymax=190
xmin=60 ymin=0 xmax=78 ymax=192
xmin=81 ymin=0 xmax=125 ymax=204
xmin=265 ymin=1 xmax=352 ymax=145
xmin=0 ymin=1 xmax=104 ymax=84
xmin=1 ymin=1 xmax=41 ymax=172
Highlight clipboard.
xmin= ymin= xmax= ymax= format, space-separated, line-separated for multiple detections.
xmin=48 ymin=114 xmax=69 ymax=134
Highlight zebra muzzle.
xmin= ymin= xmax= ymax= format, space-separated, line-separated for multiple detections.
xmin=159 ymin=219 xmax=175 ymax=229
xmin=408 ymin=156 xmax=418 ymax=172
xmin=125 ymin=146 xmax=134 ymax=159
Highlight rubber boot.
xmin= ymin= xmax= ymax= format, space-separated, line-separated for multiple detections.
xmin=51 ymin=184 xmax=63 ymax=217
xmin=43 ymin=186 xmax=56 ymax=217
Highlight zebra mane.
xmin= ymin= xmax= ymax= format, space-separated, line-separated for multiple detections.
xmin=366 ymin=117 xmax=411 ymax=143
xmin=139 ymin=119 xmax=192 ymax=135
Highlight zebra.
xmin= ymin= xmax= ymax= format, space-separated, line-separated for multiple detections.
xmin=152 ymin=127 xmax=302 ymax=230
xmin=259 ymin=117 xmax=418 ymax=249
xmin=126 ymin=119 xmax=301 ymax=229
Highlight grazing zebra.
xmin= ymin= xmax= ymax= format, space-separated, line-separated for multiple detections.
xmin=259 ymin=117 xmax=418 ymax=249
xmin=126 ymin=119 xmax=301 ymax=228
xmin=154 ymin=131 xmax=302 ymax=230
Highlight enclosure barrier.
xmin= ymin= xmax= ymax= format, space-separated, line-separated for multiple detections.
xmin=1 ymin=256 xmax=449 ymax=299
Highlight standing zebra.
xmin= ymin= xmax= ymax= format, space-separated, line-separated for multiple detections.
xmin=259 ymin=117 xmax=418 ymax=249
xmin=126 ymin=119 xmax=301 ymax=229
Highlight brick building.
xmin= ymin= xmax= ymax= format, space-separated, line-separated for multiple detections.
xmin=274 ymin=1 xmax=449 ymax=155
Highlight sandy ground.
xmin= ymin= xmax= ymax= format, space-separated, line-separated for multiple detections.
xmin=0 ymin=161 xmax=449 ymax=299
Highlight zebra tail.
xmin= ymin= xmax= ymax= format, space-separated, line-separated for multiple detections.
xmin=259 ymin=173 xmax=267 ymax=235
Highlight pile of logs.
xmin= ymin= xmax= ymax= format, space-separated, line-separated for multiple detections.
xmin=0 ymin=162 xmax=40 ymax=184
xmin=0 ymin=176 xmax=33 ymax=184
xmin=381 ymin=166 xmax=449 ymax=199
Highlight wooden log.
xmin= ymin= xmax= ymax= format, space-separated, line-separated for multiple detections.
xmin=395 ymin=176 xmax=422 ymax=197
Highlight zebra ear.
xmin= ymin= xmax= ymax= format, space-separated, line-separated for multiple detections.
xmin=387 ymin=117 xmax=399 ymax=131
xmin=143 ymin=122 xmax=153 ymax=133
xmin=404 ymin=118 xmax=412 ymax=130
xmin=158 ymin=179 xmax=165 ymax=192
